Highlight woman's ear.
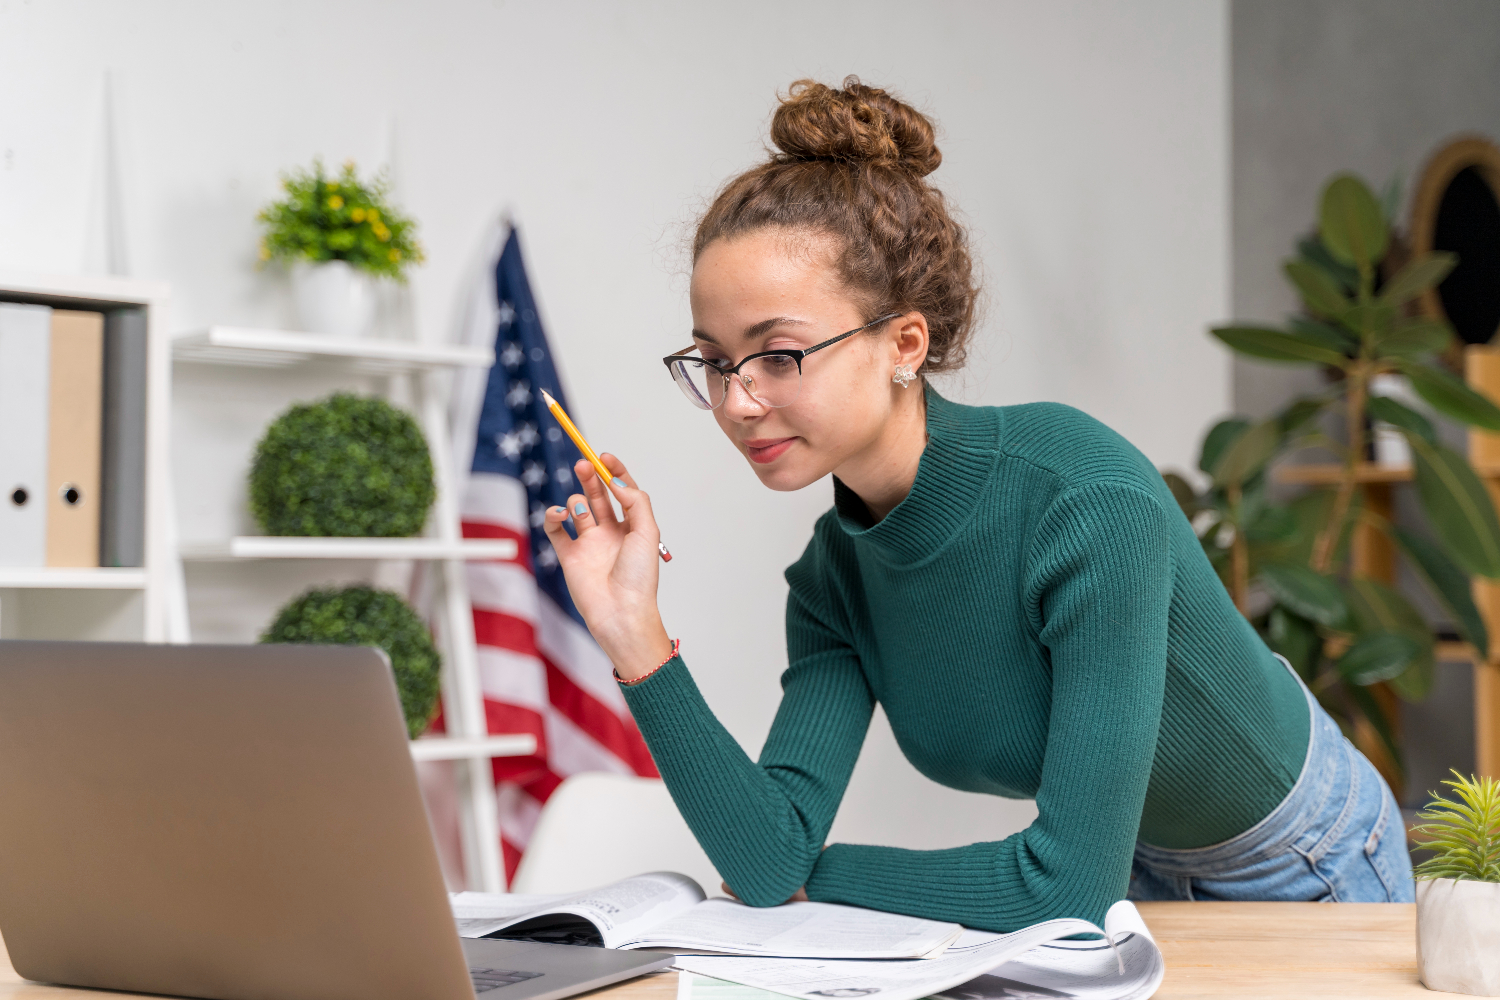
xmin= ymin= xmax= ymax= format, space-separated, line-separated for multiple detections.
xmin=891 ymin=312 xmax=930 ymax=372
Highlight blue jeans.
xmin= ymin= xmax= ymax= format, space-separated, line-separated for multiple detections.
xmin=1127 ymin=655 xmax=1415 ymax=903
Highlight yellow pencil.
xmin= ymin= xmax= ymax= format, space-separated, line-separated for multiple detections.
xmin=539 ymin=389 xmax=672 ymax=563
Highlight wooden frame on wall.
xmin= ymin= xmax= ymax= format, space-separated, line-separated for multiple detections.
xmin=1409 ymin=135 xmax=1500 ymax=344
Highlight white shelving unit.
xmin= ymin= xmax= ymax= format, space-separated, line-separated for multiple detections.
xmin=173 ymin=325 xmax=528 ymax=892
xmin=0 ymin=273 xmax=176 ymax=641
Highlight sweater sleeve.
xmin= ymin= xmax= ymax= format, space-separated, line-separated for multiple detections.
xmin=619 ymin=580 xmax=875 ymax=906
xmin=803 ymin=483 xmax=1173 ymax=930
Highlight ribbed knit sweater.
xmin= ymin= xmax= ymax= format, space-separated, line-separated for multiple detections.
xmin=621 ymin=387 xmax=1309 ymax=932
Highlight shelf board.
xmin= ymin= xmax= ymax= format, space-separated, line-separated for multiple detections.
xmin=179 ymin=536 xmax=518 ymax=561
xmin=1273 ymin=463 xmax=1414 ymax=486
xmin=410 ymin=735 xmax=537 ymax=762
xmin=0 ymin=567 xmax=149 ymax=589
xmin=172 ymin=327 xmax=494 ymax=374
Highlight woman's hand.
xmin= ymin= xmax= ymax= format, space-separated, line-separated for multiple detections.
xmin=542 ymin=454 xmax=674 ymax=681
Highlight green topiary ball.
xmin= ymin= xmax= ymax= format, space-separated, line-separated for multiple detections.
xmin=260 ymin=585 xmax=442 ymax=738
xmin=249 ymin=393 xmax=435 ymax=537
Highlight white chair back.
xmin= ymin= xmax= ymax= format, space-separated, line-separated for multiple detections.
xmin=509 ymin=773 xmax=724 ymax=898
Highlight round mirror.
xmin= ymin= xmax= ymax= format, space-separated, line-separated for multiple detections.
xmin=1411 ymin=136 xmax=1500 ymax=345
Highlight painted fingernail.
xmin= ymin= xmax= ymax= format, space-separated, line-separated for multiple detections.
xmin=551 ymin=506 xmax=566 ymax=515
xmin=573 ymin=503 xmax=589 ymax=516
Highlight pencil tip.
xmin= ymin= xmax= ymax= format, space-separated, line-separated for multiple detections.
xmin=539 ymin=388 xmax=556 ymax=406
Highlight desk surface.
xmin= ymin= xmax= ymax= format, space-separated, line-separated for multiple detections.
xmin=0 ymin=903 xmax=1436 ymax=1000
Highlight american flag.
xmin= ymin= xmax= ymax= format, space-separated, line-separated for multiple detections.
xmin=453 ymin=223 xmax=658 ymax=883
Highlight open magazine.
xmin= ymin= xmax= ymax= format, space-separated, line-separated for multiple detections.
xmin=673 ymin=901 xmax=1164 ymax=1000
xmin=450 ymin=872 xmax=963 ymax=959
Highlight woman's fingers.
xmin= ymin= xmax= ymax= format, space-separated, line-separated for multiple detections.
xmin=575 ymin=459 xmax=620 ymax=525
xmin=599 ymin=453 xmax=638 ymax=490
xmin=562 ymin=492 xmax=601 ymax=535
xmin=541 ymin=505 xmax=577 ymax=558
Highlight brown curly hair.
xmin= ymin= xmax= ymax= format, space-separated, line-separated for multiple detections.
xmin=693 ymin=77 xmax=978 ymax=375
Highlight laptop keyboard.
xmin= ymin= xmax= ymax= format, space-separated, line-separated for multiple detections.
xmin=470 ymin=968 xmax=545 ymax=993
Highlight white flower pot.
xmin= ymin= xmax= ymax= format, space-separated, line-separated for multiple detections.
xmin=290 ymin=260 xmax=376 ymax=337
xmin=1418 ymin=877 xmax=1500 ymax=996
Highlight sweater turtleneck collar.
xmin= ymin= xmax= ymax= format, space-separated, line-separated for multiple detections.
xmin=831 ymin=385 xmax=1002 ymax=566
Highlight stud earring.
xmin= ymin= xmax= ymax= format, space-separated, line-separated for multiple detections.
xmin=893 ymin=364 xmax=916 ymax=388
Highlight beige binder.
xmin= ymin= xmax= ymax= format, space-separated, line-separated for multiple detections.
xmin=45 ymin=310 xmax=104 ymax=567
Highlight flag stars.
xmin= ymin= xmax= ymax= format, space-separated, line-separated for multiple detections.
xmin=546 ymin=427 xmax=562 ymax=443
xmin=554 ymin=466 xmax=573 ymax=486
xmin=500 ymin=342 xmax=525 ymax=370
xmin=516 ymin=422 xmax=539 ymax=449
xmin=521 ymin=461 xmax=548 ymax=488
xmin=530 ymin=347 xmax=545 ymax=362
xmin=506 ymin=379 xmax=532 ymax=409
xmin=498 ymin=302 xmax=516 ymax=327
xmin=536 ymin=543 xmax=558 ymax=570
xmin=529 ymin=503 xmax=546 ymax=528
xmin=496 ymin=431 xmax=524 ymax=460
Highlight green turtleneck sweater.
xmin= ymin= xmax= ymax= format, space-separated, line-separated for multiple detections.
xmin=620 ymin=388 xmax=1308 ymax=932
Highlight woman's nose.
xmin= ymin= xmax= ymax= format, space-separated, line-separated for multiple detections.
xmin=720 ymin=373 xmax=767 ymax=420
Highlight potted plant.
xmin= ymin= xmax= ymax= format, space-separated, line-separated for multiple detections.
xmin=1413 ymin=771 xmax=1500 ymax=995
xmin=248 ymin=393 xmax=436 ymax=538
xmin=260 ymin=585 xmax=442 ymax=738
xmin=1166 ymin=172 xmax=1500 ymax=794
xmin=257 ymin=159 xmax=424 ymax=337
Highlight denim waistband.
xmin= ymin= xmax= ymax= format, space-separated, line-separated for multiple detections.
xmin=1132 ymin=654 xmax=1342 ymax=874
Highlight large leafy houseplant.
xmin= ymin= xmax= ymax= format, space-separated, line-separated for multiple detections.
xmin=1167 ymin=173 xmax=1500 ymax=791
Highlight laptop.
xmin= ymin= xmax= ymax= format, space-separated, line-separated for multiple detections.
xmin=0 ymin=640 xmax=672 ymax=1000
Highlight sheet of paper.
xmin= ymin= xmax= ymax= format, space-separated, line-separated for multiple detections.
xmin=625 ymin=898 xmax=962 ymax=958
xmin=449 ymin=891 xmax=571 ymax=938
xmin=678 ymin=971 xmax=804 ymax=1000
xmin=674 ymin=902 xmax=1163 ymax=1000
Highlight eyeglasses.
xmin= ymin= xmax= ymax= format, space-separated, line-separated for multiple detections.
xmin=662 ymin=313 xmax=902 ymax=411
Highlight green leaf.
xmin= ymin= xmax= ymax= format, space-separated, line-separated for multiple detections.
xmin=1284 ymin=259 xmax=1354 ymax=320
xmin=1264 ymin=606 xmax=1321 ymax=681
xmin=1297 ymin=236 xmax=1361 ymax=292
xmin=1320 ymin=174 xmax=1389 ymax=270
xmin=1161 ymin=471 xmax=1200 ymax=515
xmin=1246 ymin=504 xmax=1298 ymax=543
xmin=1345 ymin=578 xmax=1435 ymax=701
xmin=1343 ymin=302 xmax=1398 ymax=340
xmin=1346 ymin=682 xmax=1405 ymax=782
xmin=1210 ymin=325 xmax=1348 ymax=367
xmin=1378 ymin=318 xmax=1454 ymax=358
xmin=1275 ymin=395 xmax=1329 ymax=435
xmin=1408 ymin=434 xmax=1500 ymax=578
xmin=1258 ymin=563 xmax=1348 ymax=627
xmin=1338 ymin=631 xmax=1423 ymax=686
xmin=1396 ymin=360 xmax=1500 ymax=432
xmin=1379 ymin=252 xmax=1458 ymax=307
xmin=1393 ymin=525 xmax=1489 ymax=658
xmin=1366 ymin=396 xmax=1436 ymax=444
xmin=1199 ymin=418 xmax=1251 ymax=475
xmin=1212 ymin=418 xmax=1281 ymax=488
xmin=1288 ymin=316 xmax=1357 ymax=353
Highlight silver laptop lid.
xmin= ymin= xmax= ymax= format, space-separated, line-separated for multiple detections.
xmin=0 ymin=640 xmax=475 ymax=1000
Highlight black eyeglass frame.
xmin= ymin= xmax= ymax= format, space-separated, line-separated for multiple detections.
xmin=661 ymin=312 xmax=903 ymax=409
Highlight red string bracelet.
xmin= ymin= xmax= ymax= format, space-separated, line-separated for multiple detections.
xmin=615 ymin=638 xmax=679 ymax=686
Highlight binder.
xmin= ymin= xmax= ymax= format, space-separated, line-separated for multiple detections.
xmin=45 ymin=310 xmax=104 ymax=568
xmin=0 ymin=303 xmax=53 ymax=567
xmin=101 ymin=308 xmax=148 ymax=567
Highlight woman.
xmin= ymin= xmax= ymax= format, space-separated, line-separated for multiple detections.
xmin=542 ymin=78 xmax=1414 ymax=931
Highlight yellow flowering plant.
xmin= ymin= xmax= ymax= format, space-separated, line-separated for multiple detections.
xmin=257 ymin=159 xmax=424 ymax=281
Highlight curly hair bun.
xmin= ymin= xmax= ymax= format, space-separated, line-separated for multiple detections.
xmin=771 ymin=76 xmax=941 ymax=177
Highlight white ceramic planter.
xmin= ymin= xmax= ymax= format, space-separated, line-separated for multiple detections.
xmin=290 ymin=260 xmax=376 ymax=337
xmin=1417 ymin=877 xmax=1500 ymax=996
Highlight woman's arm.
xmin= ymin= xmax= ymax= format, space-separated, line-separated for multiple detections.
xmin=804 ymin=483 xmax=1173 ymax=931
xmin=544 ymin=457 xmax=873 ymax=903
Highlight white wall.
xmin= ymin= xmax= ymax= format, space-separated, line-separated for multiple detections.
xmin=0 ymin=1 xmax=1229 ymax=866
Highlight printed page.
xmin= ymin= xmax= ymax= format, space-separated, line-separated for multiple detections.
xmin=450 ymin=892 xmax=570 ymax=938
xmin=448 ymin=872 xmax=706 ymax=945
xmin=621 ymin=898 xmax=963 ymax=958
xmin=674 ymin=902 xmax=1163 ymax=1000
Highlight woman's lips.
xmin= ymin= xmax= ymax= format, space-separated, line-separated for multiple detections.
xmin=744 ymin=437 xmax=797 ymax=464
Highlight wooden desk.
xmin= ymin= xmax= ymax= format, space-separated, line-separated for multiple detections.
xmin=0 ymin=903 xmax=1437 ymax=1000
